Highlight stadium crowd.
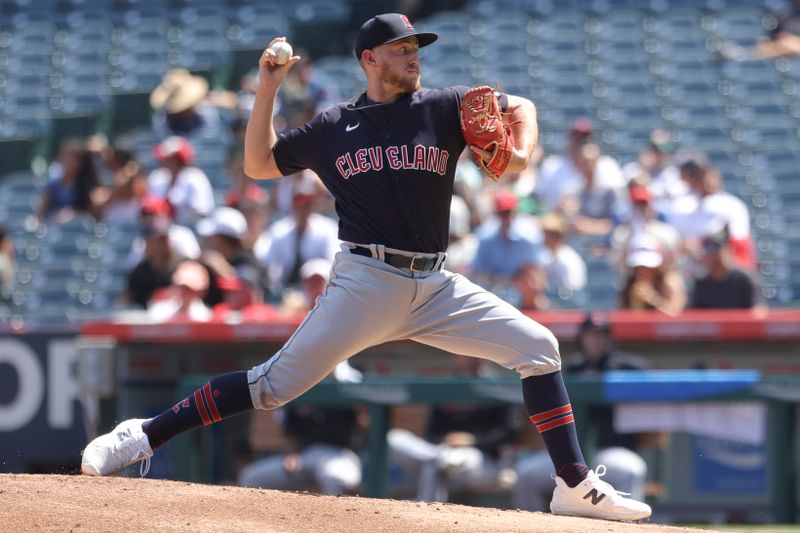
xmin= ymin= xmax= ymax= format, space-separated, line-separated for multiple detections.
xmin=14 ymin=50 xmax=763 ymax=322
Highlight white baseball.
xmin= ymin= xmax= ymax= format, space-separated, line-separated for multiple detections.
xmin=270 ymin=41 xmax=293 ymax=65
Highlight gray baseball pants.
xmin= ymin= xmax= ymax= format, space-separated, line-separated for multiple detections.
xmin=247 ymin=245 xmax=561 ymax=410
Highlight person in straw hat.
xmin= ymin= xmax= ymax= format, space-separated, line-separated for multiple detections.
xmin=150 ymin=68 xmax=226 ymax=140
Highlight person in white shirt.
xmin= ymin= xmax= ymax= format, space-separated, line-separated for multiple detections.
xmin=668 ymin=152 xmax=755 ymax=271
xmin=444 ymin=194 xmax=478 ymax=275
xmin=256 ymin=173 xmax=340 ymax=292
xmin=126 ymin=196 xmax=201 ymax=268
xmin=536 ymin=118 xmax=625 ymax=212
xmin=609 ymin=183 xmax=682 ymax=274
xmin=538 ymin=212 xmax=587 ymax=293
xmin=635 ymin=129 xmax=688 ymax=208
xmin=147 ymin=136 xmax=215 ymax=225
xmin=561 ymin=143 xmax=622 ymax=236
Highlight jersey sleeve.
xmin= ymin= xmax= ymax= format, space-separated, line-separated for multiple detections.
xmin=272 ymin=113 xmax=326 ymax=176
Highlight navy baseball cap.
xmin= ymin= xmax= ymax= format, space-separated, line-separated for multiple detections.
xmin=355 ymin=13 xmax=438 ymax=59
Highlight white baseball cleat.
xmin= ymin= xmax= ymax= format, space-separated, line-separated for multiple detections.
xmin=81 ymin=418 xmax=154 ymax=477
xmin=550 ymin=465 xmax=652 ymax=521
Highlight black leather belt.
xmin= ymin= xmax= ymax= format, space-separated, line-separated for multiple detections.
xmin=349 ymin=246 xmax=443 ymax=272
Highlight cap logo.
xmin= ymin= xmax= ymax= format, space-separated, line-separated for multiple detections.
xmin=399 ymin=15 xmax=414 ymax=29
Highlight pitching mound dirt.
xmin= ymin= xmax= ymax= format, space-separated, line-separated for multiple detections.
xmin=1 ymin=474 xmax=716 ymax=532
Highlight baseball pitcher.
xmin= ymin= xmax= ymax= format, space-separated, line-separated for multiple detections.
xmin=82 ymin=13 xmax=650 ymax=522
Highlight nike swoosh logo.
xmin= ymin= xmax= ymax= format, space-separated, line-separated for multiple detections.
xmin=345 ymin=123 xmax=360 ymax=132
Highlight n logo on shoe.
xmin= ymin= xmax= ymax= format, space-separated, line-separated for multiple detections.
xmin=583 ymin=488 xmax=606 ymax=505
xmin=117 ymin=429 xmax=132 ymax=442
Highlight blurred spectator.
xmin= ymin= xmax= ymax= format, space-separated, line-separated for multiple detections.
xmin=122 ymin=217 xmax=186 ymax=309
xmin=148 ymin=260 xmax=212 ymax=322
xmin=561 ymin=143 xmax=621 ymax=236
xmin=619 ymin=234 xmax=687 ymax=316
xmin=270 ymin=169 xmax=325 ymax=219
xmin=38 ymin=138 xmax=101 ymax=223
xmin=238 ymin=193 xmax=272 ymax=257
xmin=514 ymin=313 xmax=649 ymax=511
xmin=0 ymin=225 xmax=14 ymax=305
xmin=279 ymin=258 xmax=332 ymax=318
xmin=538 ymin=212 xmax=586 ymax=293
xmin=719 ymin=0 xmax=800 ymax=61
xmin=147 ymin=136 xmax=215 ymax=225
xmin=471 ymin=190 xmax=541 ymax=291
xmin=635 ymin=129 xmax=687 ymax=206
xmin=238 ymin=361 xmax=364 ymax=495
xmin=536 ymin=118 xmax=625 ymax=212
xmin=224 ymin=155 xmax=271 ymax=250
xmin=690 ymin=229 xmax=765 ymax=311
xmin=235 ymin=68 xmax=273 ymax=125
xmin=514 ymin=263 xmax=550 ymax=311
xmin=257 ymin=173 xmax=339 ymax=294
xmin=668 ymin=151 xmax=755 ymax=271
xmin=96 ymin=146 xmax=148 ymax=224
xmin=197 ymin=206 xmax=267 ymax=298
xmin=499 ymin=146 xmax=543 ymax=215
xmin=127 ymin=196 xmax=201 ymax=268
xmin=444 ymin=194 xmax=478 ymax=275
xmin=149 ymin=68 xmax=229 ymax=140
xmin=454 ymin=150 xmax=488 ymax=228
xmin=388 ymin=357 xmax=521 ymax=502
xmin=609 ymin=183 xmax=681 ymax=273
xmin=278 ymin=52 xmax=341 ymax=129
xmin=212 ymin=276 xmax=278 ymax=323
xmin=224 ymin=154 xmax=269 ymax=213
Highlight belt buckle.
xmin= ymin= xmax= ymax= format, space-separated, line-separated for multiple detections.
xmin=409 ymin=256 xmax=427 ymax=272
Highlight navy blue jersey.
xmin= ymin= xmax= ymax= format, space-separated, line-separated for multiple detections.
xmin=272 ymin=86 xmax=472 ymax=253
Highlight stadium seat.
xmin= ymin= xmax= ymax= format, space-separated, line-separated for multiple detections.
xmin=476 ymin=15 xmax=535 ymax=39
xmin=739 ymin=126 xmax=800 ymax=151
xmin=665 ymin=104 xmax=732 ymax=128
xmin=418 ymin=11 xmax=473 ymax=45
xmin=590 ymin=39 xmax=649 ymax=62
xmin=604 ymin=104 xmax=663 ymax=128
xmin=227 ymin=4 xmax=289 ymax=52
xmin=590 ymin=60 xmax=652 ymax=83
xmin=467 ymin=0 xmax=542 ymax=17
xmin=653 ymin=59 xmax=721 ymax=83
xmin=721 ymin=60 xmax=781 ymax=82
xmin=587 ymin=10 xmax=645 ymax=38
xmin=61 ymin=7 xmax=114 ymax=30
xmin=288 ymin=0 xmax=351 ymax=58
xmin=731 ymin=103 xmax=798 ymax=128
xmin=55 ymin=52 xmax=111 ymax=75
xmin=705 ymin=8 xmax=767 ymax=42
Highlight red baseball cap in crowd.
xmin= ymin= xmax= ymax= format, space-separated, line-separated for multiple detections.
xmin=140 ymin=195 xmax=174 ymax=218
xmin=494 ymin=189 xmax=518 ymax=212
xmin=152 ymin=136 xmax=195 ymax=165
xmin=225 ymin=184 xmax=268 ymax=209
xmin=569 ymin=117 xmax=593 ymax=140
xmin=629 ymin=185 xmax=652 ymax=204
xmin=217 ymin=276 xmax=245 ymax=291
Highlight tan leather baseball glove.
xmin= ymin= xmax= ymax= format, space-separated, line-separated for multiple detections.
xmin=460 ymin=86 xmax=514 ymax=181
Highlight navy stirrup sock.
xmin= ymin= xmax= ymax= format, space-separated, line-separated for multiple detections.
xmin=522 ymin=371 xmax=589 ymax=488
xmin=143 ymin=371 xmax=253 ymax=449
